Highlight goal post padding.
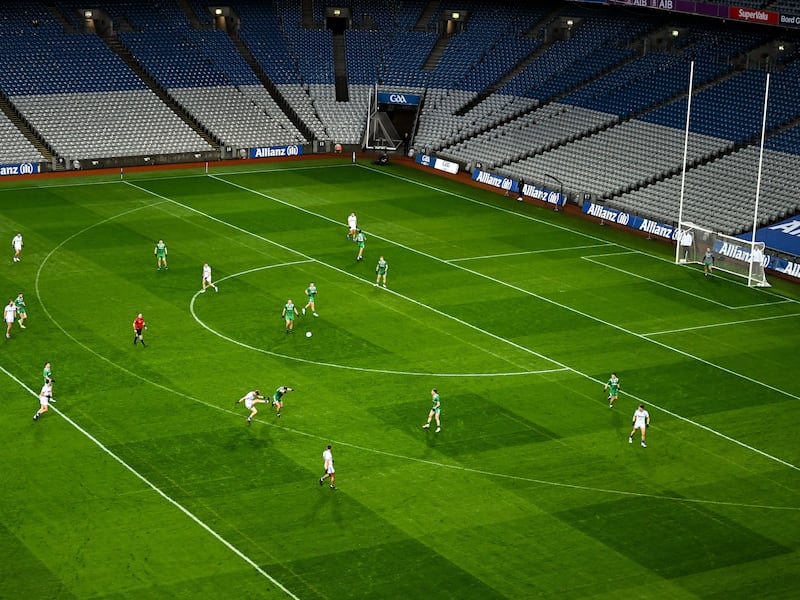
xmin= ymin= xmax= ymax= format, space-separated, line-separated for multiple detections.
xmin=676 ymin=222 xmax=770 ymax=287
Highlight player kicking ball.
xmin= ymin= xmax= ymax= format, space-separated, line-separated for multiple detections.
xmin=237 ymin=390 xmax=266 ymax=425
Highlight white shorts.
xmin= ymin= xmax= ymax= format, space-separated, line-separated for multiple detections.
xmin=5 ymin=316 xmax=14 ymax=324
xmin=39 ymin=395 xmax=49 ymax=407
xmin=245 ymin=398 xmax=254 ymax=410
xmin=325 ymin=465 xmax=335 ymax=474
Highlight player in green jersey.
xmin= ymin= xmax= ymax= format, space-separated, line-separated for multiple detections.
xmin=154 ymin=239 xmax=168 ymax=270
xmin=355 ymin=230 xmax=366 ymax=261
xmin=282 ymin=299 xmax=297 ymax=333
xmin=374 ymin=256 xmax=388 ymax=288
xmin=272 ymin=385 xmax=295 ymax=417
xmin=604 ymin=373 xmax=620 ymax=408
xmin=14 ymin=293 xmax=27 ymax=329
xmin=422 ymin=388 xmax=441 ymax=433
xmin=43 ymin=362 xmax=53 ymax=384
xmin=302 ymin=283 xmax=318 ymax=317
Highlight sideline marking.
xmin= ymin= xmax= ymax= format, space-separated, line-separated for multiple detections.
xmin=643 ymin=312 xmax=800 ymax=336
xmin=192 ymin=264 xmax=564 ymax=377
xmin=0 ymin=364 xmax=300 ymax=599
xmin=200 ymin=173 xmax=800 ymax=471
xmin=446 ymin=242 xmax=614 ymax=263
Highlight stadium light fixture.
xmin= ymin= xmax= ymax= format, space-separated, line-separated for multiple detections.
xmin=84 ymin=10 xmax=93 ymax=18
xmin=214 ymin=8 xmax=222 ymax=16
xmin=451 ymin=12 xmax=460 ymax=19
xmin=672 ymin=29 xmax=679 ymax=37
xmin=778 ymin=44 xmax=785 ymax=51
xmin=333 ymin=9 xmax=341 ymax=16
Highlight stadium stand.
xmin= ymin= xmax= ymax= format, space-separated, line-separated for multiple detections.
xmin=1 ymin=0 xmax=799 ymax=238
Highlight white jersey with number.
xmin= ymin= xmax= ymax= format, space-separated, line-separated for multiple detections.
xmin=203 ymin=264 xmax=212 ymax=281
xmin=244 ymin=391 xmax=258 ymax=409
xmin=4 ymin=304 xmax=16 ymax=323
xmin=348 ymin=214 xmax=357 ymax=230
xmin=12 ymin=235 xmax=23 ymax=250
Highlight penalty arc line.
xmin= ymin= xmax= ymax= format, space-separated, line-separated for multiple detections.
xmin=198 ymin=264 xmax=565 ymax=377
xmin=0 ymin=364 xmax=301 ymax=600
xmin=200 ymin=173 xmax=800 ymax=473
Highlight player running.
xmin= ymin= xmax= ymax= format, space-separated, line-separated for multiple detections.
xmin=347 ymin=212 xmax=357 ymax=240
xmin=355 ymin=230 xmax=366 ymax=261
xmin=302 ymin=283 xmax=318 ymax=317
xmin=604 ymin=373 xmax=620 ymax=408
xmin=201 ymin=263 xmax=218 ymax=293
xmin=14 ymin=293 xmax=27 ymax=329
xmin=422 ymin=388 xmax=442 ymax=433
xmin=33 ymin=379 xmax=54 ymax=421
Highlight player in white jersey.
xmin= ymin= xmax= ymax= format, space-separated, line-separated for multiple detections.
xmin=319 ymin=444 xmax=336 ymax=489
xmin=11 ymin=233 xmax=23 ymax=262
xmin=34 ymin=381 xmax=53 ymax=421
xmin=201 ymin=263 xmax=218 ymax=293
xmin=347 ymin=212 xmax=357 ymax=240
xmin=629 ymin=404 xmax=650 ymax=448
xmin=4 ymin=300 xmax=17 ymax=339
xmin=236 ymin=389 xmax=266 ymax=425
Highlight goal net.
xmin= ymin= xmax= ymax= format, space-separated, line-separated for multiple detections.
xmin=676 ymin=222 xmax=770 ymax=287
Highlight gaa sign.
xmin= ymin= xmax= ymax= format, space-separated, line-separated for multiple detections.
xmin=377 ymin=92 xmax=421 ymax=106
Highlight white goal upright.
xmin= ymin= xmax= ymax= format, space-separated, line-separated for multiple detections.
xmin=676 ymin=222 xmax=770 ymax=287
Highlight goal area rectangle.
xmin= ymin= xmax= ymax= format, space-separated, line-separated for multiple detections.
xmin=676 ymin=222 xmax=770 ymax=287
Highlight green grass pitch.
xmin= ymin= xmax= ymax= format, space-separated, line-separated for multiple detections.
xmin=1 ymin=158 xmax=799 ymax=599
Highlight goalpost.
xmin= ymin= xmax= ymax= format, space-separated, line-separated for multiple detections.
xmin=677 ymin=222 xmax=769 ymax=287
xmin=674 ymin=63 xmax=771 ymax=287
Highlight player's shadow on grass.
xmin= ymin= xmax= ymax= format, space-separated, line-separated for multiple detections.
xmin=226 ymin=426 xmax=272 ymax=451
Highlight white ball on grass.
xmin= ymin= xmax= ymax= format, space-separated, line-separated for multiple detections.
xmin=305 ymin=331 xmax=312 ymax=338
